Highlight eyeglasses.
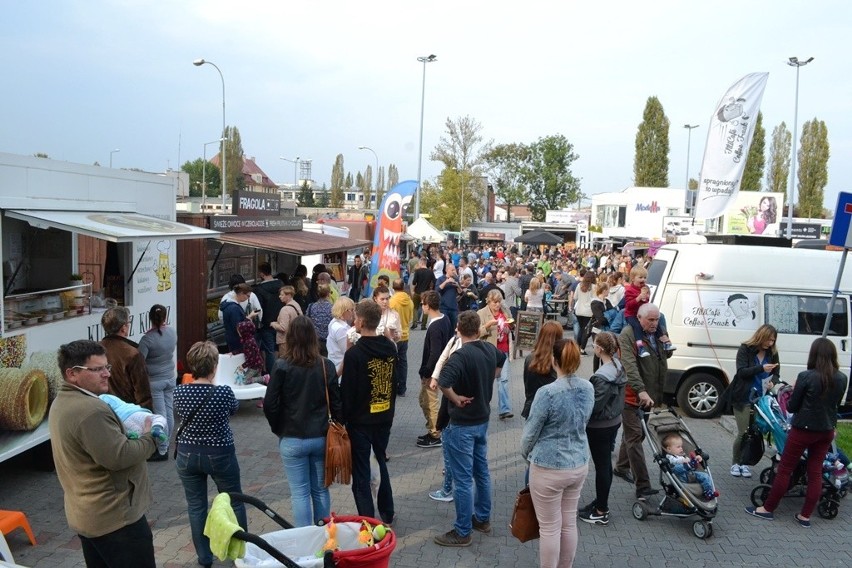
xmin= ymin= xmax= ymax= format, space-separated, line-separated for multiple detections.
xmin=72 ymin=364 xmax=112 ymax=374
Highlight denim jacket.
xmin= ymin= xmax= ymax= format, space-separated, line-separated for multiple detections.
xmin=521 ymin=374 xmax=594 ymax=469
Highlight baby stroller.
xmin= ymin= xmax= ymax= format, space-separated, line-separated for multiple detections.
xmin=632 ymin=407 xmax=718 ymax=539
xmin=749 ymin=386 xmax=848 ymax=519
xmin=224 ymin=493 xmax=396 ymax=568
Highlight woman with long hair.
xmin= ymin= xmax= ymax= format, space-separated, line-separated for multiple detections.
xmin=521 ymin=321 xmax=563 ymax=419
xmin=137 ymin=304 xmax=177 ymax=461
xmin=727 ymin=324 xmax=780 ymax=478
xmin=525 ymin=275 xmax=545 ymax=312
xmin=579 ymin=332 xmax=626 ymax=526
xmin=263 ymin=316 xmax=342 ymax=527
xmin=521 ymin=339 xmax=594 ymax=568
xmin=175 ymin=341 xmax=247 ymax=568
xmin=587 ymin=282 xmax=612 ymax=372
xmin=746 ymin=337 xmax=848 ymax=527
xmin=572 ymin=271 xmax=597 ymax=354
xmin=327 ymin=296 xmax=356 ymax=376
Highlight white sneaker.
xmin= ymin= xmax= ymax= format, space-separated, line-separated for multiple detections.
xmin=730 ymin=464 xmax=742 ymax=477
xmin=740 ymin=465 xmax=753 ymax=478
xmin=429 ymin=489 xmax=454 ymax=502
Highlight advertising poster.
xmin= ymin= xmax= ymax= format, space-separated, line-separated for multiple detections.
xmin=679 ymin=290 xmax=759 ymax=330
xmin=722 ymin=192 xmax=784 ymax=235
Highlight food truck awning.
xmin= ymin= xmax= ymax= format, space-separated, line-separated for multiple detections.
xmin=5 ymin=210 xmax=221 ymax=242
xmin=217 ymin=230 xmax=371 ymax=256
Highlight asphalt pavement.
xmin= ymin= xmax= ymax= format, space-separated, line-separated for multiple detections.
xmin=2 ymin=325 xmax=851 ymax=567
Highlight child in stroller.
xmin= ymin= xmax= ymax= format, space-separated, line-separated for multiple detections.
xmin=662 ymin=433 xmax=719 ymax=501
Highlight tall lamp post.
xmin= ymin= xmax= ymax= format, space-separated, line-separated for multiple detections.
xmin=785 ymin=56 xmax=814 ymax=239
xmin=193 ymin=58 xmax=227 ymax=211
xmin=109 ymin=148 xmax=120 ymax=168
xmin=202 ymin=138 xmax=225 ymax=211
xmin=415 ymin=54 xmax=437 ymax=221
xmin=358 ymin=146 xmax=379 ymax=207
xmin=279 ymin=156 xmax=300 ymax=188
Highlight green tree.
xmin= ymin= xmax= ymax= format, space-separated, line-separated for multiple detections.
xmin=362 ymin=166 xmax=373 ymax=207
xmin=766 ymin=122 xmax=792 ymax=198
xmin=223 ymin=125 xmax=245 ymax=195
xmin=483 ymin=143 xmax=529 ymax=223
xmin=181 ymin=158 xmax=221 ymax=198
xmin=797 ymin=118 xmax=830 ymax=219
xmin=430 ymin=115 xmax=492 ymax=172
xmin=523 ymin=134 xmax=581 ymax=221
xmin=375 ymin=166 xmax=385 ymax=207
xmin=297 ymin=180 xmax=315 ymax=207
xmin=34 ymin=152 xmax=49 ymax=158
xmin=386 ymin=164 xmax=399 ymax=191
xmin=633 ymin=96 xmax=670 ymax=187
xmin=345 ymin=172 xmax=353 ymax=190
xmin=330 ymin=154 xmax=345 ymax=208
xmin=316 ymin=183 xmax=330 ymax=207
xmin=741 ymin=111 xmax=765 ymax=191
xmin=688 ymin=178 xmax=699 ymax=190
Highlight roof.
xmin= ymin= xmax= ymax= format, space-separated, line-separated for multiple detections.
xmin=217 ymin=230 xmax=370 ymax=256
xmin=210 ymin=154 xmax=278 ymax=189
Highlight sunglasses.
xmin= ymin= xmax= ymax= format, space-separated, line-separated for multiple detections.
xmin=73 ymin=364 xmax=112 ymax=374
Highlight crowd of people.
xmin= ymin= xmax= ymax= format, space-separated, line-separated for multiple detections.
xmin=43 ymin=240 xmax=849 ymax=568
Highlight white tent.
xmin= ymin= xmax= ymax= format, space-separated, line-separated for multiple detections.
xmin=406 ymin=217 xmax=444 ymax=243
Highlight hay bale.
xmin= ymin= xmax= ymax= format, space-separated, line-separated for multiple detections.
xmin=0 ymin=368 xmax=48 ymax=431
xmin=23 ymin=351 xmax=63 ymax=402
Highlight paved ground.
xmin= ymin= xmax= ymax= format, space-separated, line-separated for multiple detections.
xmin=2 ymin=326 xmax=852 ymax=567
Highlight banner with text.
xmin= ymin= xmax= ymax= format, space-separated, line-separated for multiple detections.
xmin=695 ymin=72 xmax=769 ymax=219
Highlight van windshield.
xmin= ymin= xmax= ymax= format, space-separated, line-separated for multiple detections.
xmin=647 ymin=259 xmax=667 ymax=288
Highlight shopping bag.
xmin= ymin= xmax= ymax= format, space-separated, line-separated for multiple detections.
xmin=509 ymin=486 xmax=539 ymax=542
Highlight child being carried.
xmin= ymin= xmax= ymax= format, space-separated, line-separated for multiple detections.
xmin=99 ymin=394 xmax=169 ymax=457
xmin=662 ymin=433 xmax=719 ymax=501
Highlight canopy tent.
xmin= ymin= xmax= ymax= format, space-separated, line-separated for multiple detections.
xmin=406 ymin=217 xmax=445 ymax=243
xmin=513 ymin=230 xmax=564 ymax=245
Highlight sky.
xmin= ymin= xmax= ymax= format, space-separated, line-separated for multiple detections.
xmin=1 ymin=1 xmax=850 ymax=210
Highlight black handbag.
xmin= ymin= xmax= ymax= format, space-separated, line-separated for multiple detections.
xmin=738 ymin=423 xmax=765 ymax=466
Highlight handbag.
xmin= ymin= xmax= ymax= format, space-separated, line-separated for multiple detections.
xmin=738 ymin=422 xmax=765 ymax=466
xmin=322 ymin=360 xmax=352 ymax=486
xmin=172 ymin=385 xmax=217 ymax=459
xmin=509 ymin=486 xmax=540 ymax=542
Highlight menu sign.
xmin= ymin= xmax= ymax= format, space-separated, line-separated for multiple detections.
xmin=513 ymin=310 xmax=544 ymax=358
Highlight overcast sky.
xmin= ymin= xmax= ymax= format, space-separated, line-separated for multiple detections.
xmin=2 ymin=1 xmax=849 ymax=210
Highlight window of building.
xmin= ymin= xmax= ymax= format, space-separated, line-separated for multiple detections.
xmin=765 ymin=294 xmax=848 ymax=336
xmin=596 ymin=205 xmax=627 ymax=228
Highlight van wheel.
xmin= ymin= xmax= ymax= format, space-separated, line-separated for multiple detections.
xmin=677 ymin=373 xmax=724 ymax=418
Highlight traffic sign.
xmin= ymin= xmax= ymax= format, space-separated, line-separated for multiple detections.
xmin=828 ymin=192 xmax=852 ymax=249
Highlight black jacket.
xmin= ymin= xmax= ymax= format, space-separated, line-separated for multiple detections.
xmin=588 ymin=359 xmax=627 ymax=428
xmin=419 ymin=316 xmax=454 ymax=379
xmin=341 ymin=335 xmax=398 ymax=425
xmin=788 ymin=369 xmax=848 ymax=432
xmin=263 ymin=358 xmax=340 ymax=438
xmin=728 ymin=343 xmax=781 ymax=409
xmin=522 ymin=356 xmax=556 ymax=419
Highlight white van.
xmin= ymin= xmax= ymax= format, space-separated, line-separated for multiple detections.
xmin=648 ymin=243 xmax=852 ymax=418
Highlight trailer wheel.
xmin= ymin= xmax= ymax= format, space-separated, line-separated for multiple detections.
xmin=677 ymin=373 xmax=724 ymax=418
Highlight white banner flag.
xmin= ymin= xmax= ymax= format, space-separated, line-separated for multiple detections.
xmin=694 ymin=72 xmax=770 ymax=219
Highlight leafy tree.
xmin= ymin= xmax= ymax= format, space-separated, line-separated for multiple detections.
xmin=386 ymin=164 xmax=399 ymax=191
xmin=182 ymin=158 xmax=221 ymax=198
xmin=430 ymin=115 xmax=492 ymax=172
xmin=33 ymin=152 xmax=49 ymax=158
xmin=362 ymin=166 xmax=373 ymax=207
xmin=688 ymin=178 xmax=699 ymax=190
xmin=523 ymin=134 xmax=581 ymax=221
xmin=330 ymin=154 xmax=345 ymax=208
xmin=316 ymin=183 xmax=330 ymax=207
xmin=741 ymin=111 xmax=765 ymax=191
xmin=345 ymin=172 xmax=353 ymax=190
xmin=766 ymin=122 xmax=792 ymax=197
xmin=375 ymin=166 xmax=385 ymax=207
xmin=223 ymin=125 xmax=245 ymax=194
xmin=797 ymin=118 xmax=830 ymax=219
xmin=633 ymin=96 xmax=670 ymax=187
xmin=483 ymin=143 xmax=529 ymax=223
xmin=297 ymin=180 xmax=315 ymax=207
xmin=419 ymin=170 xmax=485 ymax=232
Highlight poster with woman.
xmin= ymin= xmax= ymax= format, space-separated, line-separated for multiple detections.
xmin=723 ymin=192 xmax=784 ymax=235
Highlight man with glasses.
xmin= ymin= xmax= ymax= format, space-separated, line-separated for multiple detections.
xmin=49 ymin=340 xmax=158 ymax=567
xmin=101 ymin=306 xmax=153 ymax=410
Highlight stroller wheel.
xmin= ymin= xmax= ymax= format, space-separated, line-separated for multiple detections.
xmin=750 ymin=485 xmax=771 ymax=507
xmin=692 ymin=520 xmax=713 ymax=539
xmin=631 ymin=501 xmax=648 ymax=521
xmin=817 ymin=499 xmax=839 ymax=519
xmin=759 ymin=467 xmax=773 ymax=484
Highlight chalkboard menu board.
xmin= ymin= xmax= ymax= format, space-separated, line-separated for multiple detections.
xmin=513 ymin=310 xmax=544 ymax=358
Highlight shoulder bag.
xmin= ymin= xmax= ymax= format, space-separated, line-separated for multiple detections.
xmin=172 ymin=384 xmax=217 ymax=459
xmin=510 ymin=486 xmax=540 ymax=542
xmin=322 ymin=359 xmax=352 ymax=486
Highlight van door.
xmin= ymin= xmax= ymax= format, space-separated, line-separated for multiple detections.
xmin=648 ymin=248 xmax=675 ymax=303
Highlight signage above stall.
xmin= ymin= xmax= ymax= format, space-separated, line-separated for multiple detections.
xmin=232 ymin=189 xmax=281 ymax=216
xmin=210 ymin=216 xmax=303 ymax=233
xmin=477 ymin=232 xmax=505 ymax=241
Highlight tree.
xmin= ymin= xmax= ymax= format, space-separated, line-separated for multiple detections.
xmin=633 ymin=96 xmax=670 ymax=187
xmin=741 ymin=111 xmax=765 ymax=191
xmin=297 ymin=180 xmax=315 ymax=207
xmin=386 ymin=164 xmax=399 ymax=191
xmin=223 ymin=125 xmax=245 ymax=194
xmin=33 ymin=152 xmax=49 ymax=158
xmin=430 ymin=115 xmax=492 ymax=172
xmin=688 ymin=178 xmax=699 ymax=190
xmin=330 ymin=154 xmax=345 ymax=208
xmin=766 ymin=122 xmax=792 ymax=197
xmin=483 ymin=143 xmax=529 ymax=223
xmin=523 ymin=134 xmax=581 ymax=221
xmin=375 ymin=166 xmax=385 ymax=207
xmin=181 ymin=158 xmax=221 ymax=198
xmin=797 ymin=118 xmax=830 ymax=219
xmin=345 ymin=172 xmax=353 ymax=190
xmin=362 ymin=166 xmax=373 ymax=207
xmin=316 ymin=183 xmax=330 ymax=207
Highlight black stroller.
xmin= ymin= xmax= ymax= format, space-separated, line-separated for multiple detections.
xmin=631 ymin=408 xmax=719 ymax=539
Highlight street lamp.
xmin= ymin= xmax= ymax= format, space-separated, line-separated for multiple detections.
xmin=785 ymin=56 xmax=814 ymax=239
xmin=193 ymin=58 xmax=227 ymax=211
xmin=202 ymin=138 xmax=225 ymax=211
xmin=279 ymin=156 xmax=300 ymax=188
xmin=414 ymin=54 xmax=437 ymax=221
xmin=358 ymin=146 xmax=379 ymax=206
xmin=109 ymin=148 xmax=120 ymax=168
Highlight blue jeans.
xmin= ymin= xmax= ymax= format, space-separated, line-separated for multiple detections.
xmin=672 ymin=464 xmax=714 ymax=496
xmin=278 ymin=436 xmax=330 ymax=527
xmin=348 ymin=423 xmax=395 ymax=524
xmin=149 ymin=378 xmax=175 ymax=445
xmin=258 ymin=326 xmax=277 ymax=374
xmin=443 ymin=422 xmax=491 ymax=537
xmin=442 ymin=442 xmax=455 ymax=494
xmin=396 ymin=340 xmax=409 ymax=395
xmin=79 ymin=515 xmax=155 ymax=568
xmin=442 ymin=308 xmax=458 ymax=331
xmin=176 ymin=448 xmax=247 ymax=566
xmin=496 ymin=357 xmax=512 ymax=414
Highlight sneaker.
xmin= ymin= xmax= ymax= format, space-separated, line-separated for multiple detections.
xmin=429 ymin=489 xmax=454 ymax=502
xmin=636 ymin=487 xmax=660 ymax=499
xmin=499 ymin=412 xmax=514 ymax=420
xmin=740 ymin=465 xmax=753 ymax=478
xmin=434 ymin=529 xmax=472 ymax=547
xmin=744 ymin=506 xmax=774 ymax=521
xmin=730 ymin=464 xmax=742 ymax=477
xmin=794 ymin=514 xmax=811 ymax=528
xmin=397 ymin=391 xmax=407 ymax=398
xmin=471 ymin=516 xmax=492 ymax=534
xmin=663 ymin=342 xmax=676 ymax=352
xmin=578 ymin=508 xmax=610 ymax=526
xmin=613 ymin=468 xmax=635 ymax=484
xmin=417 ymin=435 xmax=442 ymax=448
xmin=638 ymin=347 xmax=651 ymax=358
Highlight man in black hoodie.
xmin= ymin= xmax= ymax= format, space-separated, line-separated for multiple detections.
xmin=341 ymin=299 xmax=398 ymax=524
